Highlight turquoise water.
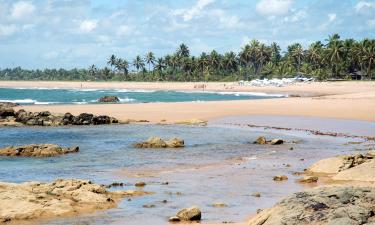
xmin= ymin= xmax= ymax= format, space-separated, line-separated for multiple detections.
xmin=0 ymin=87 xmax=284 ymax=105
xmin=0 ymin=124 xmax=361 ymax=225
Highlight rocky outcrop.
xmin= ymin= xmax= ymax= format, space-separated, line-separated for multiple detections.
xmin=169 ymin=206 xmax=202 ymax=222
xmin=308 ymin=152 xmax=375 ymax=182
xmin=133 ymin=137 xmax=184 ymax=148
xmin=0 ymin=179 xmax=150 ymax=224
xmin=0 ymin=144 xmax=79 ymax=157
xmin=273 ymin=175 xmax=288 ymax=181
xmin=98 ymin=96 xmax=120 ymax=103
xmin=0 ymin=107 xmax=119 ymax=126
xmin=253 ymin=136 xmax=284 ymax=145
xmin=174 ymin=119 xmax=207 ymax=126
xmin=248 ymin=186 xmax=375 ymax=225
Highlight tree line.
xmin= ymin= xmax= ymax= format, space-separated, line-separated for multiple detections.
xmin=0 ymin=34 xmax=374 ymax=81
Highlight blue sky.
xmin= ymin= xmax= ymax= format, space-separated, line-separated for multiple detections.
xmin=0 ymin=0 xmax=374 ymax=69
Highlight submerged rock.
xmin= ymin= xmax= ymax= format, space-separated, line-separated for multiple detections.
xmin=0 ymin=144 xmax=79 ymax=157
xmin=133 ymin=137 xmax=184 ymax=148
xmin=0 ymin=179 xmax=148 ymax=224
xmin=253 ymin=136 xmax=284 ymax=145
xmin=270 ymin=139 xmax=284 ymax=145
xmin=98 ymin=96 xmax=120 ymax=103
xmin=297 ymin=176 xmax=318 ymax=183
xmin=248 ymin=186 xmax=375 ymax=225
xmin=273 ymin=175 xmax=288 ymax=181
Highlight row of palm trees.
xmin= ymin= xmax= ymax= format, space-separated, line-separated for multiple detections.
xmin=95 ymin=34 xmax=374 ymax=81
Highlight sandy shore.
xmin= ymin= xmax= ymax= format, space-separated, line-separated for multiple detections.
xmin=2 ymin=81 xmax=375 ymax=122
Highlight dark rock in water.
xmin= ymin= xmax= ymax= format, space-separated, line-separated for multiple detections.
xmin=270 ymin=139 xmax=284 ymax=145
xmin=0 ymin=107 xmax=15 ymax=118
xmin=74 ymin=113 xmax=94 ymax=125
xmin=176 ymin=206 xmax=201 ymax=221
xmin=92 ymin=115 xmax=111 ymax=125
xmin=135 ymin=182 xmax=146 ymax=187
xmin=98 ymin=96 xmax=120 ymax=103
xmin=248 ymin=186 xmax=375 ymax=225
xmin=0 ymin=144 xmax=79 ymax=157
xmin=273 ymin=175 xmax=288 ymax=181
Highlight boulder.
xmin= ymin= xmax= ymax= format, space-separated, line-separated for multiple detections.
xmin=135 ymin=182 xmax=146 ymax=187
xmin=176 ymin=206 xmax=201 ymax=221
xmin=0 ymin=144 xmax=79 ymax=157
xmin=270 ymin=139 xmax=284 ymax=145
xmin=98 ymin=96 xmax=120 ymax=103
xmin=0 ymin=107 xmax=15 ymax=118
xmin=0 ymin=102 xmax=18 ymax=108
xmin=248 ymin=186 xmax=375 ymax=225
xmin=134 ymin=137 xmax=184 ymax=148
xmin=253 ymin=136 xmax=267 ymax=145
xmin=273 ymin=175 xmax=288 ymax=181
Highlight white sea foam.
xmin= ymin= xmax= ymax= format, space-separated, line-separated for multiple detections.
xmin=119 ymin=97 xmax=136 ymax=103
xmin=114 ymin=89 xmax=155 ymax=93
xmin=0 ymin=99 xmax=36 ymax=104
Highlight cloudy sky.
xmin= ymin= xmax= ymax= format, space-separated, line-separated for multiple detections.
xmin=0 ymin=0 xmax=374 ymax=69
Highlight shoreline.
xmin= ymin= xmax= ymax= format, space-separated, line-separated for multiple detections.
xmin=0 ymin=80 xmax=372 ymax=123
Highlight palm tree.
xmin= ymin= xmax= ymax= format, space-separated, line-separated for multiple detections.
xmin=287 ymin=43 xmax=304 ymax=74
xmin=132 ymin=55 xmax=145 ymax=74
xmin=115 ymin=58 xmax=129 ymax=79
xmin=107 ymin=54 xmax=117 ymax=72
xmin=223 ymin=51 xmax=237 ymax=72
xmin=198 ymin=52 xmax=209 ymax=79
xmin=325 ymin=39 xmax=344 ymax=78
xmin=177 ymin=43 xmax=190 ymax=58
xmin=256 ymin=43 xmax=271 ymax=75
xmin=270 ymin=42 xmax=281 ymax=66
xmin=145 ymin=52 xmax=155 ymax=72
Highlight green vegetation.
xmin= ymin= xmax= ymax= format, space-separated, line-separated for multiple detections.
xmin=1 ymin=34 xmax=374 ymax=81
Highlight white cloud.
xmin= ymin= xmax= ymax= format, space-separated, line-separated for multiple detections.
xmin=173 ymin=0 xmax=215 ymax=21
xmin=328 ymin=13 xmax=336 ymax=22
xmin=355 ymin=1 xmax=375 ymax=12
xmin=79 ymin=20 xmax=97 ymax=33
xmin=284 ymin=10 xmax=306 ymax=22
xmin=0 ymin=24 xmax=18 ymax=37
xmin=256 ymin=0 xmax=292 ymax=16
xmin=117 ymin=25 xmax=131 ymax=36
xmin=11 ymin=1 xmax=35 ymax=19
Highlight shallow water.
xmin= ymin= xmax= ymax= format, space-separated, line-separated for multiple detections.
xmin=0 ymin=88 xmax=283 ymax=105
xmin=0 ymin=123 xmax=369 ymax=225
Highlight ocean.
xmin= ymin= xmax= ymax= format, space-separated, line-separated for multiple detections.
xmin=0 ymin=87 xmax=284 ymax=105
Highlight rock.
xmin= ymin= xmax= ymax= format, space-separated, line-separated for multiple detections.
xmin=273 ymin=175 xmax=288 ymax=181
xmin=248 ymin=186 xmax=375 ymax=225
xmin=212 ymin=202 xmax=227 ymax=207
xmin=252 ymin=192 xmax=261 ymax=197
xmin=176 ymin=206 xmax=201 ymax=221
xmin=253 ymin=136 xmax=267 ymax=145
xmin=253 ymin=137 xmax=284 ymax=145
xmin=0 ymin=179 xmax=145 ymax=224
xmin=168 ymin=216 xmax=181 ymax=222
xmin=175 ymin=119 xmax=207 ymax=126
xmin=0 ymin=107 xmax=15 ymax=118
xmin=142 ymin=204 xmax=155 ymax=208
xmin=0 ymin=144 xmax=79 ymax=157
xmin=270 ymin=139 xmax=284 ymax=145
xmin=297 ymin=176 xmax=318 ymax=183
xmin=0 ymin=102 xmax=19 ymax=108
xmin=135 ymin=182 xmax=146 ymax=187
xmin=133 ymin=137 xmax=184 ymax=148
xmin=98 ymin=96 xmax=120 ymax=103
xmin=165 ymin=138 xmax=185 ymax=148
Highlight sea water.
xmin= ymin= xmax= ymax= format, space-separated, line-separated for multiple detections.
xmin=0 ymin=123 xmax=365 ymax=225
xmin=0 ymin=87 xmax=284 ymax=105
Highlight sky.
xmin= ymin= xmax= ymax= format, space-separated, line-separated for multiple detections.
xmin=0 ymin=0 xmax=374 ymax=69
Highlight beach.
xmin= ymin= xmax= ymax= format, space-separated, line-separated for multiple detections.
xmin=1 ymin=80 xmax=375 ymax=224
xmin=1 ymin=81 xmax=373 ymax=123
